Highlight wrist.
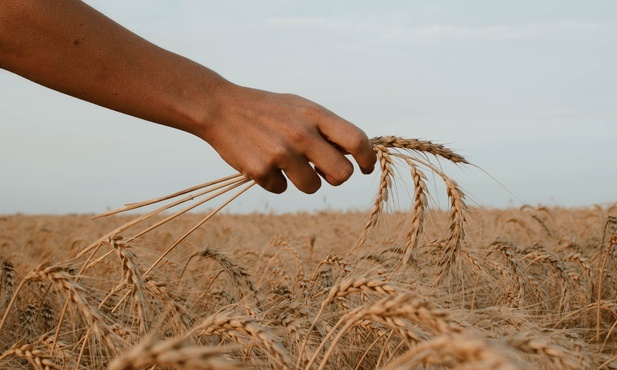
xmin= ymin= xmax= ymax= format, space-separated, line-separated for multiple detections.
xmin=166 ymin=67 xmax=237 ymax=144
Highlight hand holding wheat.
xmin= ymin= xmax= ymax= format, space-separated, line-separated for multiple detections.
xmin=195 ymin=86 xmax=377 ymax=195
xmin=78 ymin=136 xmax=470 ymax=278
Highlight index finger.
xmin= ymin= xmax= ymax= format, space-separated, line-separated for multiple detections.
xmin=316 ymin=111 xmax=376 ymax=175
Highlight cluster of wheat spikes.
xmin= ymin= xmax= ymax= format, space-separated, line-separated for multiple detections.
xmin=77 ymin=136 xmax=470 ymax=277
xmin=2 ymin=136 xmax=617 ymax=369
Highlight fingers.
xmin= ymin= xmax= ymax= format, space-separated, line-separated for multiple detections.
xmin=211 ymin=89 xmax=375 ymax=195
xmin=262 ymin=170 xmax=288 ymax=194
xmin=307 ymin=141 xmax=354 ymax=186
xmin=245 ymin=167 xmax=288 ymax=194
xmin=260 ymin=107 xmax=374 ymax=193
xmin=241 ymin=148 xmax=321 ymax=194
xmin=249 ymin=161 xmax=322 ymax=195
xmin=314 ymin=109 xmax=376 ymax=176
xmin=282 ymin=156 xmax=322 ymax=194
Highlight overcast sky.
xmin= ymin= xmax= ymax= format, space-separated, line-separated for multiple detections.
xmin=1 ymin=0 xmax=616 ymax=214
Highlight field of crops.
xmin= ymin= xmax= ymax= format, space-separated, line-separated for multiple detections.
xmin=1 ymin=138 xmax=616 ymax=369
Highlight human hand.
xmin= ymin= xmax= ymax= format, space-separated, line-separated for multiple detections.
xmin=194 ymin=83 xmax=376 ymax=194
xmin=0 ymin=0 xmax=374 ymax=195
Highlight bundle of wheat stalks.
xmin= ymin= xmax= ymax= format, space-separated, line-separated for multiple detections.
xmin=1 ymin=136 xmax=617 ymax=369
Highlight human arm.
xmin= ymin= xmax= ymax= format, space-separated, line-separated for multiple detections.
xmin=0 ymin=0 xmax=376 ymax=193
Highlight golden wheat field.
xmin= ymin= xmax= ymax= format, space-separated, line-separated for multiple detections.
xmin=1 ymin=137 xmax=617 ymax=369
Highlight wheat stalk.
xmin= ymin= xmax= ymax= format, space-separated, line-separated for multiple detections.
xmin=77 ymin=175 xmax=253 ymax=260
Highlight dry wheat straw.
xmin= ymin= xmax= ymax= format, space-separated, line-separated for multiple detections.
xmin=273 ymin=244 xmax=306 ymax=298
xmin=143 ymin=181 xmax=255 ymax=276
xmin=98 ymin=173 xmax=245 ymax=217
xmin=79 ymin=175 xmax=251 ymax=258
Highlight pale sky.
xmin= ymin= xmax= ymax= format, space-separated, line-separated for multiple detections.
xmin=1 ymin=1 xmax=616 ymax=214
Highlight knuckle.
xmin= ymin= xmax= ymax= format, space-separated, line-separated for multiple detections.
xmin=268 ymin=144 xmax=289 ymax=166
xmin=298 ymin=103 xmax=329 ymax=120
xmin=287 ymin=127 xmax=311 ymax=146
xmin=242 ymin=164 xmax=269 ymax=184
xmin=244 ymin=164 xmax=287 ymax=194
xmin=310 ymin=105 xmax=332 ymax=121
xmin=241 ymin=157 xmax=273 ymax=182
xmin=346 ymin=130 xmax=370 ymax=153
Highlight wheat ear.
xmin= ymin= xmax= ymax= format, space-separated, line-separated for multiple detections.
xmin=0 ymin=343 xmax=60 ymax=370
xmin=506 ymin=332 xmax=581 ymax=370
xmin=370 ymin=136 xmax=468 ymax=164
xmin=399 ymin=158 xmax=428 ymax=267
xmin=297 ymin=276 xmax=400 ymax=367
xmin=182 ymin=247 xmax=260 ymax=302
xmin=108 ymin=334 xmax=240 ymax=370
xmin=382 ymin=334 xmax=519 ymax=370
xmin=192 ymin=311 xmax=292 ymax=370
xmin=306 ymin=292 xmax=461 ymax=370
xmin=357 ymin=144 xmax=394 ymax=248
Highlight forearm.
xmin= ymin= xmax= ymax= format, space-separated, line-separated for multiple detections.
xmin=1 ymin=0 xmax=376 ymax=194
xmin=0 ymin=0 xmax=225 ymax=135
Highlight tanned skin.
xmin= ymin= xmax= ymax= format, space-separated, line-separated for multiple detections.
xmin=0 ymin=0 xmax=376 ymax=194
